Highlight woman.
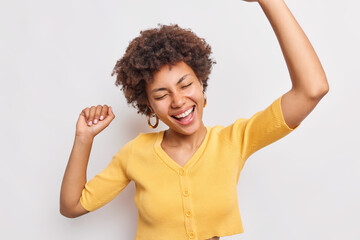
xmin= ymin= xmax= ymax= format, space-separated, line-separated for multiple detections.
xmin=60 ymin=0 xmax=329 ymax=239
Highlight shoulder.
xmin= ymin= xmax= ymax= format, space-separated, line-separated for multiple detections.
xmin=115 ymin=131 xmax=160 ymax=154
xmin=112 ymin=131 xmax=160 ymax=163
xmin=131 ymin=131 xmax=159 ymax=145
xmin=207 ymin=118 xmax=248 ymax=144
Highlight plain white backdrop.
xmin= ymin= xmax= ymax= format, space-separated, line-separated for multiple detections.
xmin=0 ymin=0 xmax=359 ymax=239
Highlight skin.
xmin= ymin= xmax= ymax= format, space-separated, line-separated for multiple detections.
xmin=60 ymin=105 xmax=114 ymax=217
xmin=146 ymin=61 xmax=208 ymax=168
xmin=60 ymin=1 xmax=329 ymax=239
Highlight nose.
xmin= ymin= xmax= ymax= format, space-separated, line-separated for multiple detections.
xmin=170 ymin=91 xmax=185 ymax=109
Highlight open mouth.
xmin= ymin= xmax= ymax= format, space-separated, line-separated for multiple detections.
xmin=171 ymin=106 xmax=195 ymax=123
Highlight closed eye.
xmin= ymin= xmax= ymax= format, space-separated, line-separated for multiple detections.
xmin=182 ymin=82 xmax=192 ymax=88
xmin=154 ymin=94 xmax=167 ymax=100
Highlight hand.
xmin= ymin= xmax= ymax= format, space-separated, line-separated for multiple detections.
xmin=75 ymin=105 xmax=115 ymax=139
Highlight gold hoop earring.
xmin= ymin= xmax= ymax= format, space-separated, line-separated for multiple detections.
xmin=203 ymin=93 xmax=207 ymax=108
xmin=147 ymin=113 xmax=159 ymax=129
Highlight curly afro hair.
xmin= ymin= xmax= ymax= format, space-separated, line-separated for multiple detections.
xmin=112 ymin=24 xmax=216 ymax=116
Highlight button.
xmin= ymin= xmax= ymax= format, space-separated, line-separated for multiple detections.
xmin=188 ymin=231 xmax=196 ymax=239
xmin=179 ymin=169 xmax=185 ymax=176
xmin=185 ymin=210 xmax=192 ymax=217
xmin=183 ymin=190 xmax=189 ymax=197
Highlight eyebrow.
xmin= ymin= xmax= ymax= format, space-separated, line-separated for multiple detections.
xmin=151 ymin=74 xmax=190 ymax=93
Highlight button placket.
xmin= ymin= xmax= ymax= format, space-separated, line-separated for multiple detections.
xmin=188 ymin=231 xmax=196 ymax=239
xmin=178 ymin=168 xmax=197 ymax=240
xmin=185 ymin=210 xmax=192 ymax=217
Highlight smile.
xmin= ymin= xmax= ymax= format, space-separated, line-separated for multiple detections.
xmin=171 ymin=106 xmax=195 ymax=125
xmin=174 ymin=107 xmax=194 ymax=119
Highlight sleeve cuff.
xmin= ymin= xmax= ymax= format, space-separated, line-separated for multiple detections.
xmin=277 ymin=95 xmax=301 ymax=131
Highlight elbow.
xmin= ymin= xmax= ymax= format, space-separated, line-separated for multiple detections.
xmin=306 ymin=77 xmax=330 ymax=100
xmin=317 ymin=74 xmax=330 ymax=96
xmin=292 ymin=77 xmax=330 ymax=100
xmin=319 ymin=77 xmax=330 ymax=96
xmin=60 ymin=206 xmax=78 ymax=218
xmin=60 ymin=198 xmax=76 ymax=218
xmin=60 ymin=199 xmax=89 ymax=218
xmin=60 ymin=202 xmax=85 ymax=218
xmin=313 ymin=83 xmax=329 ymax=99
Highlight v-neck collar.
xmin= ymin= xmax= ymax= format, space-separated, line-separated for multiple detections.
xmin=154 ymin=126 xmax=210 ymax=172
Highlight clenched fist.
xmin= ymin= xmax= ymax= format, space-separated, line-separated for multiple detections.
xmin=75 ymin=105 xmax=115 ymax=139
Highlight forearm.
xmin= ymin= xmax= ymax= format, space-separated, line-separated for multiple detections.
xmin=60 ymin=135 xmax=93 ymax=214
xmin=258 ymin=0 xmax=328 ymax=97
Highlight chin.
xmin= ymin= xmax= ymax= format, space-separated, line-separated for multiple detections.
xmin=170 ymin=121 xmax=204 ymax=136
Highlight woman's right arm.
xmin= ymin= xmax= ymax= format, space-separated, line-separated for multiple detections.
xmin=60 ymin=105 xmax=115 ymax=218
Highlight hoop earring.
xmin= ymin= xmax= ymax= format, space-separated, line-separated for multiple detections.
xmin=203 ymin=93 xmax=207 ymax=108
xmin=147 ymin=113 xmax=159 ymax=129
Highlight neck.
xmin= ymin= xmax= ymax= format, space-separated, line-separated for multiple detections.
xmin=163 ymin=124 xmax=207 ymax=150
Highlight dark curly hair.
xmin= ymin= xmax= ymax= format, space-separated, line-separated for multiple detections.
xmin=111 ymin=24 xmax=216 ymax=116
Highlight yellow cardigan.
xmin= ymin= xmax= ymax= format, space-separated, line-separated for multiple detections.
xmin=80 ymin=96 xmax=299 ymax=240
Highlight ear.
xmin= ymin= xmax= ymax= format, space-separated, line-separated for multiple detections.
xmin=147 ymin=104 xmax=154 ymax=113
xmin=145 ymin=94 xmax=154 ymax=113
xmin=200 ymin=79 xmax=204 ymax=92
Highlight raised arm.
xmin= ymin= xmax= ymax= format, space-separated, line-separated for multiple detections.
xmin=60 ymin=105 xmax=115 ymax=218
xmin=246 ymin=0 xmax=329 ymax=128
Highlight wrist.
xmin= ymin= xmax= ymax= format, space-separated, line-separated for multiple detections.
xmin=74 ymin=134 xmax=94 ymax=144
xmin=258 ymin=0 xmax=283 ymax=5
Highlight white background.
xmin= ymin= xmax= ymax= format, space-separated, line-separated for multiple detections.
xmin=1 ymin=0 xmax=359 ymax=239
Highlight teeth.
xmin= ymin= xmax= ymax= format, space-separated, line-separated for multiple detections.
xmin=175 ymin=107 xmax=193 ymax=118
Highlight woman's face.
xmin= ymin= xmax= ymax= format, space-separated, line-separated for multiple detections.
xmin=145 ymin=61 xmax=206 ymax=136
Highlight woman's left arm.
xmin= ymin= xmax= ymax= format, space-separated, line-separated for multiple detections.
xmin=247 ymin=0 xmax=329 ymax=129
